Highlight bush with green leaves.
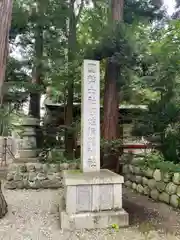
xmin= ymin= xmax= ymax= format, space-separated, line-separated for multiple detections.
xmin=100 ymin=138 xmax=122 ymax=157
xmin=134 ymin=150 xmax=180 ymax=173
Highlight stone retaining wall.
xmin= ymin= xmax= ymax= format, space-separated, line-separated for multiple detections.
xmin=122 ymin=159 xmax=180 ymax=208
xmin=5 ymin=162 xmax=79 ymax=189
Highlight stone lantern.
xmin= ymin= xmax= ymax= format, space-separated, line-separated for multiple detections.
xmin=16 ymin=117 xmax=40 ymax=163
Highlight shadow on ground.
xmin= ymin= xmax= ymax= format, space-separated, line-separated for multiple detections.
xmin=123 ymin=187 xmax=180 ymax=235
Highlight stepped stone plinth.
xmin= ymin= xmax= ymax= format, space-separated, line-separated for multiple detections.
xmin=60 ymin=169 xmax=128 ymax=229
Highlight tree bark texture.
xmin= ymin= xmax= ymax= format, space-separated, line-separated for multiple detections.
xmin=102 ymin=61 xmax=120 ymax=139
xmin=102 ymin=0 xmax=124 ymax=140
xmin=111 ymin=0 xmax=124 ymax=21
xmin=101 ymin=0 xmax=124 ymax=170
xmin=29 ymin=0 xmax=44 ymax=119
xmin=0 ymin=181 xmax=7 ymax=218
xmin=64 ymin=0 xmax=77 ymax=159
xmin=0 ymin=0 xmax=13 ymax=105
xmin=29 ymin=0 xmax=44 ymax=148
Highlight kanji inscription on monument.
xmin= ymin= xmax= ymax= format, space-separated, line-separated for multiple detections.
xmin=81 ymin=60 xmax=100 ymax=172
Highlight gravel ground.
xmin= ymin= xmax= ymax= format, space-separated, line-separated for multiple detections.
xmin=0 ymin=188 xmax=179 ymax=240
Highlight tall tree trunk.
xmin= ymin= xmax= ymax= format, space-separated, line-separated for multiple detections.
xmin=0 ymin=181 xmax=7 ymax=218
xmin=0 ymin=0 xmax=13 ymax=218
xmin=102 ymin=62 xmax=120 ymax=139
xmin=0 ymin=0 xmax=13 ymax=105
xmin=29 ymin=0 xmax=44 ymax=119
xmin=102 ymin=0 xmax=124 ymax=170
xmin=29 ymin=0 xmax=44 ymax=148
xmin=64 ymin=0 xmax=77 ymax=159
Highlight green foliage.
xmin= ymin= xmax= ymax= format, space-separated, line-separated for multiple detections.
xmin=134 ymin=151 xmax=180 ymax=173
xmin=39 ymin=147 xmax=80 ymax=164
xmin=132 ymin=21 xmax=180 ymax=163
xmin=163 ymin=123 xmax=180 ymax=164
xmin=0 ymin=104 xmax=26 ymax=136
xmin=8 ymin=0 xmax=180 ymax=166
xmin=101 ymin=138 xmax=122 ymax=157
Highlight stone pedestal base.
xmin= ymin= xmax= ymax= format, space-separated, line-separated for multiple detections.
xmin=15 ymin=157 xmax=39 ymax=163
xmin=60 ymin=169 xmax=129 ymax=229
xmin=19 ymin=149 xmax=39 ymax=159
xmin=60 ymin=209 xmax=128 ymax=230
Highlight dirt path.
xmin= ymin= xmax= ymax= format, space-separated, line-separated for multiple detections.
xmin=123 ymin=187 xmax=180 ymax=236
xmin=0 ymin=187 xmax=179 ymax=239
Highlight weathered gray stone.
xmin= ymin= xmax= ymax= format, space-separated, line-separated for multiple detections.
xmin=28 ymin=180 xmax=41 ymax=189
xmin=153 ymin=169 xmax=162 ymax=182
xmin=128 ymin=165 xmax=134 ymax=173
xmin=170 ymin=195 xmax=179 ymax=208
xmin=23 ymin=179 xmax=29 ymax=188
xmin=42 ymin=164 xmax=49 ymax=173
xmin=142 ymin=177 xmax=148 ymax=186
xmin=163 ymin=172 xmax=172 ymax=183
xmin=28 ymin=172 xmax=37 ymax=182
xmin=33 ymin=163 xmax=43 ymax=172
xmin=132 ymin=165 xmax=136 ymax=174
xmin=41 ymin=179 xmax=62 ymax=188
xmin=159 ymin=192 xmax=170 ymax=204
xmin=172 ymin=173 xmax=180 ymax=185
xmin=177 ymin=186 xmax=180 ymax=197
xmin=14 ymin=173 xmax=23 ymax=181
xmin=17 ymin=164 xmax=27 ymax=173
xmin=124 ymin=180 xmax=132 ymax=188
xmin=135 ymin=176 xmax=142 ymax=184
xmin=143 ymin=186 xmax=150 ymax=196
xmin=165 ymin=182 xmax=177 ymax=195
xmin=126 ymin=174 xmax=132 ymax=180
xmin=124 ymin=174 xmax=131 ymax=181
xmin=132 ymin=182 xmax=137 ymax=191
xmin=15 ymin=181 xmax=24 ymax=189
xmin=69 ymin=163 xmax=78 ymax=170
xmin=7 ymin=173 xmax=14 ymax=181
xmin=143 ymin=168 xmax=153 ymax=178
xmin=136 ymin=184 xmax=144 ymax=194
xmin=122 ymin=165 xmax=129 ymax=174
xmin=8 ymin=163 xmax=17 ymax=173
xmin=53 ymin=172 xmax=62 ymax=180
xmin=134 ymin=166 xmax=141 ymax=175
xmin=60 ymin=163 xmax=69 ymax=170
xmin=156 ymin=181 xmax=166 ymax=193
xmin=63 ymin=169 xmax=124 ymax=186
xmin=47 ymin=173 xmax=54 ymax=180
xmin=4 ymin=181 xmax=17 ymax=189
xmin=26 ymin=164 xmax=36 ymax=172
xmin=19 ymin=149 xmax=38 ymax=158
xmin=23 ymin=173 xmax=28 ymax=180
xmin=60 ymin=168 xmax=126 ymax=228
xmin=37 ymin=173 xmax=47 ymax=181
xmin=148 ymin=179 xmax=156 ymax=190
xmin=49 ymin=164 xmax=60 ymax=173
xmin=150 ymin=189 xmax=159 ymax=200
xmin=16 ymin=157 xmax=39 ymax=164
xmin=129 ymin=175 xmax=136 ymax=182
xmin=60 ymin=209 xmax=129 ymax=230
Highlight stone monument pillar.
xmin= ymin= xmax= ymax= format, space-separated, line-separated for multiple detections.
xmin=59 ymin=60 xmax=129 ymax=229
xmin=81 ymin=60 xmax=100 ymax=172
xmin=16 ymin=117 xmax=40 ymax=163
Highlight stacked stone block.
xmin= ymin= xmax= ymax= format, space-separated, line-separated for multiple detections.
xmin=5 ymin=162 xmax=79 ymax=189
xmin=123 ymin=161 xmax=180 ymax=209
